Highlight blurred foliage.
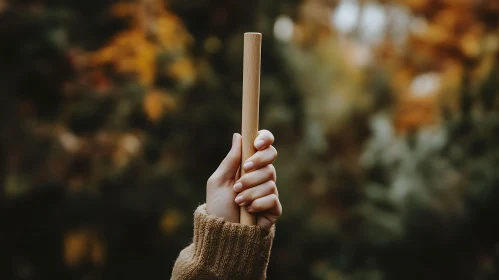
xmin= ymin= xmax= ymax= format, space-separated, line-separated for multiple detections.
xmin=0 ymin=0 xmax=498 ymax=279
xmin=0 ymin=0 xmax=301 ymax=279
xmin=282 ymin=0 xmax=499 ymax=279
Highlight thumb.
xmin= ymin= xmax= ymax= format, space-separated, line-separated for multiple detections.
xmin=215 ymin=133 xmax=242 ymax=180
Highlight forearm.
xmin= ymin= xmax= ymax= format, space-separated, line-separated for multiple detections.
xmin=171 ymin=204 xmax=275 ymax=280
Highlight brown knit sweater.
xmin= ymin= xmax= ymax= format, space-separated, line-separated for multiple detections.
xmin=171 ymin=204 xmax=275 ymax=280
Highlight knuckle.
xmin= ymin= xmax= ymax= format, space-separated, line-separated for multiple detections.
xmin=267 ymin=164 xmax=275 ymax=173
xmin=207 ymin=176 xmax=215 ymax=186
xmin=251 ymin=155 xmax=261 ymax=165
xmin=225 ymin=151 xmax=236 ymax=162
xmin=266 ymin=180 xmax=276 ymax=191
xmin=269 ymin=181 xmax=279 ymax=196
xmin=250 ymin=200 xmax=261 ymax=210
xmin=243 ymin=189 xmax=254 ymax=200
xmin=270 ymin=146 xmax=277 ymax=157
xmin=207 ymin=173 xmax=221 ymax=185
xmin=267 ymin=164 xmax=276 ymax=179
xmin=238 ymin=174 xmax=248 ymax=185
xmin=269 ymin=194 xmax=279 ymax=204
xmin=265 ymin=167 xmax=273 ymax=178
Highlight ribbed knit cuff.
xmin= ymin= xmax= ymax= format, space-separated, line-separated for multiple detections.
xmin=192 ymin=204 xmax=275 ymax=279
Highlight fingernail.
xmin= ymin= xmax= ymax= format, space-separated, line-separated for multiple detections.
xmin=255 ymin=139 xmax=265 ymax=149
xmin=233 ymin=182 xmax=243 ymax=192
xmin=235 ymin=195 xmax=244 ymax=204
xmin=232 ymin=133 xmax=236 ymax=146
xmin=243 ymin=161 xmax=254 ymax=171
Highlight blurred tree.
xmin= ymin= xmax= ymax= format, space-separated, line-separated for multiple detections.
xmin=0 ymin=0 xmax=303 ymax=279
xmin=1 ymin=0 xmax=497 ymax=279
xmin=276 ymin=0 xmax=499 ymax=279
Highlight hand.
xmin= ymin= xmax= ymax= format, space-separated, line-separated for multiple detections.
xmin=206 ymin=130 xmax=281 ymax=229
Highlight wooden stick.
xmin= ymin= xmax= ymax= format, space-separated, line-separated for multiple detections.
xmin=240 ymin=32 xmax=261 ymax=226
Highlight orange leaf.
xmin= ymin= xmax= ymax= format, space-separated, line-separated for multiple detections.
xmin=168 ymin=58 xmax=196 ymax=85
xmin=160 ymin=210 xmax=183 ymax=235
xmin=144 ymin=90 xmax=177 ymax=121
xmin=90 ymin=236 xmax=107 ymax=266
xmin=63 ymin=229 xmax=89 ymax=267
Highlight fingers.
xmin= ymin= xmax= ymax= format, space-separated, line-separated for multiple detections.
xmin=234 ymin=180 xmax=278 ymax=207
xmin=254 ymin=130 xmax=275 ymax=151
xmin=242 ymin=145 xmax=277 ymax=172
xmin=247 ymin=194 xmax=282 ymax=217
xmin=242 ymin=130 xmax=277 ymax=173
xmin=210 ymin=134 xmax=242 ymax=182
xmin=233 ymin=164 xmax=276 ymax=192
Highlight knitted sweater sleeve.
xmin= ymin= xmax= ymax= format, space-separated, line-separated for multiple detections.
xmin=171 ymin=204 xmax=275 ymax=280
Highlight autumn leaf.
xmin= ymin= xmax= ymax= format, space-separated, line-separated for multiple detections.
xmin=63 ymin=229 xmax=89 ymax=267
xmin=90 ymin=234 xmax=107 ymax=266
xmin=111 ymin=2 xmax=136 ymax=18
xmin=90 ymin=0 xmax=193 ymax=86
xmin=394 ymin=94 xmax=440 ymax=133
xmin=91 ymin=29 xmax=157 ymax=85
xmin=0 ymin=0 xmax=7 ymax=14
xmin=168 ymin=57 xmax=196 ymax=85
xmin=160 ymin=210 xmax=183 ymax=235
xmin=460 ymin=30 xmax=482 ymax=58
xmin=144 ymin=90 xmax=165 ymax=121
xmin=63 ymin=228 xmax=107 ymax=267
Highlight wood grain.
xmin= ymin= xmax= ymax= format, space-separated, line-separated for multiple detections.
xmin=240 ymin=32 xmax=261 ymax=226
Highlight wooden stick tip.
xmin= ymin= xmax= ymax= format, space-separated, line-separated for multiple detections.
xmin=244 ymin=32 xmax=262 ymax=37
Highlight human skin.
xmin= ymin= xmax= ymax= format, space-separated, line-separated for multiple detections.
xmin=206 ymin=130 xmax=281 ymax=230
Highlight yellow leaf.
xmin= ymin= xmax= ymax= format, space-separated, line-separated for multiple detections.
xmin=63 ymin=229 xmax=89 ymax=267
xmin=111 ymin=2 xmax=137 ymax=18
xmin=168 ymin=57 xmax=196 ymax=85
xmin=90 ymin=236 xmax=107 ymax=266
xmin=405 ymin=0 xmax=430 ymax=12
xmin=160 ymin=210 xmax=183 ymax=235
xmin=90 ymin=0 xmax=195 ymax=87
xmin=394 ymin=94 xmax=440 ymax=133
xmin=91 ymin=29 xmax=157 ymax=85
xmin=204 ymin=36 xmax=222 ymax=53
xmin=144 ymin=90 xmax=165 ymax=121
xmin=460 ymin=31 xmax=481 ymax=58
xmin=0 ymin=1 xmax=7 ymax=14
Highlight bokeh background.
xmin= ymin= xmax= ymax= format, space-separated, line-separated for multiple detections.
xmin=0 ymin=0 xmax=498 ymax=279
